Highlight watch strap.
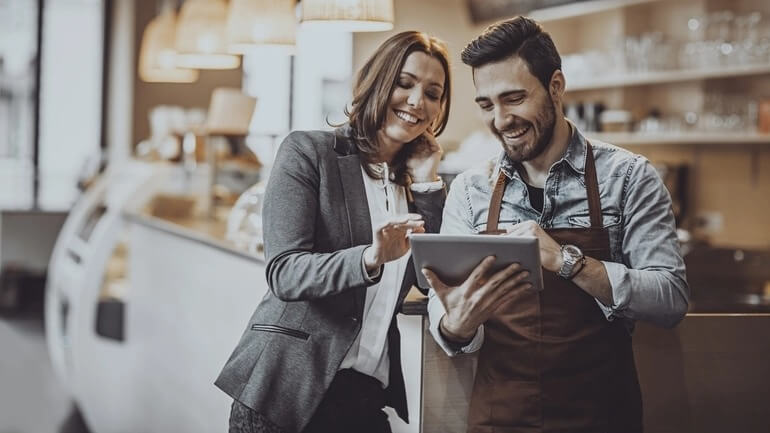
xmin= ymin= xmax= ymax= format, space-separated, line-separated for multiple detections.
xmin=568 ymin=256 xmax=587 ymax=280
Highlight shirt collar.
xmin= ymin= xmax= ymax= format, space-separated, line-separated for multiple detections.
xmin=495 ymin=120 xmax=587 ymax=181
xmin=561 ymin=121 xmax=587 ymax=175
xmin=497 ymin=150 xmax=518 ymax=181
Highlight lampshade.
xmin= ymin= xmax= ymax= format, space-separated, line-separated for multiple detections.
xmin=301 ymin=0 xmax=394 ymax=32
xmin=175 ymin=0 xmax=241 ymax=69
xmin=226 ymin=0 xmax=297 ymax=54
xmin=138 ymin=6 xmax=199 ymax=83
xmin=206 ymin=87 xmax=257 ymax=136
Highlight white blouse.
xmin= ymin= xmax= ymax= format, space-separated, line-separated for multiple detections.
xmin=339 ymin=164 xmax=411 ymax=388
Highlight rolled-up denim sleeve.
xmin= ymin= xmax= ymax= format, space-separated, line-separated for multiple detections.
xmin=440 ymin=172 xmax=476 ymax=235
xmin=424 ymin=172 xmax=485 ymax=354
xmin=598 ymin=157 xmax=689 ymax=328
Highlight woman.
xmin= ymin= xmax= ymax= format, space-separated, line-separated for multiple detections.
xmin=215 ymin=31 xmax=452 ymax=433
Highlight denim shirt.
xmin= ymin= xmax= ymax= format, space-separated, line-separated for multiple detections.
xmin=428 ymin=125 xmax=689 ymax=354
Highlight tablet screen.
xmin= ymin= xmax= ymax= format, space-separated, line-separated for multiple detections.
xmin=409 ymin=233 xmax=544 ymax=292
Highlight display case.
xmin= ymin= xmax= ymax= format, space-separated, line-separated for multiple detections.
xmin=45 ymin=161 xmax=165 ymax=394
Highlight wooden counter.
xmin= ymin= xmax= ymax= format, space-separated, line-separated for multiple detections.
xmin=403 ymin=288 xmax=770 ymax=433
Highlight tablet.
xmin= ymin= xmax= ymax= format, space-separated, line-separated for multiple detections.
xmin=409 ymin=233 xmax=544 ymax=292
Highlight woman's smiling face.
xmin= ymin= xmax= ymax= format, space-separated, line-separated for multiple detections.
xmin=377 ymin=51 xmax=446 ymax=151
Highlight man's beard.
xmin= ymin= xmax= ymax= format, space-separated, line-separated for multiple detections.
xmin=496 ymin=96 xmax=556 ymax=163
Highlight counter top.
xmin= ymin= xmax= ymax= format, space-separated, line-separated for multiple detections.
xmin=124 ymin=208 xmax=435 ymax=316
xmin=122 ymin=211 xmax=770 ymax=316
xmin=402 ymin=288 xmax=429 ymax=316
xmin=398 ymin=292 xmax=770 ymax=317
xmin=124 ymin=210 xmax=264 ymax=263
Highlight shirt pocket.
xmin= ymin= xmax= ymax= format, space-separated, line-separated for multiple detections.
xmin=473 ymin=218 xmax=521 ymax=234
xmin=567 ymin=213 xmax=621 ymax=229
xmin=567 ymin=212 xmax=623 ymax=261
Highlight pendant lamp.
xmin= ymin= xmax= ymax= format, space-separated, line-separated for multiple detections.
xmin=138 ymin=1 xmax=199 ymax=83
xmin=301 ymin=0 xmax=394 ymax=32
xmin=175 ymin=0 xmax=241 ymax=69
xmin=226 ymin=0 xmax=297 ymax=54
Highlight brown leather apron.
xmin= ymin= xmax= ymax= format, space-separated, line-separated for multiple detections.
xmin=469 ymin=143 xmax=642 ymax=433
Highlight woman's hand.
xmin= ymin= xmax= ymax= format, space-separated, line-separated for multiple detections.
xmin=363 ymin=213 xmax=425 ymax=271
xmin=406 ymin=131 xmax=443 ymax=183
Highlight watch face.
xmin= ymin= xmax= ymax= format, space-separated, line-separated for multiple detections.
xmin=560 ymin=244 xmax=583 ymax=278
xmin=563 ymin=244 xmax=582 ymax=259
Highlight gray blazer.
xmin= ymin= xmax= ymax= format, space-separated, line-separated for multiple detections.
xmin=215 ymin=126 xmax=446 ymax=433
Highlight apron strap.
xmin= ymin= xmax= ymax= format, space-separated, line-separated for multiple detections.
xmin=485 ymin=171 xmax=508 ymax=233
xmin=584 ymin=142 xmax=602 ymax=228
xmin=485 ymin=140 xmax=603 ymax=232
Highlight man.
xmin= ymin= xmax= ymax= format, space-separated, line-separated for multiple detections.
xmin=422 ymin=16 xmax=689 ymax=433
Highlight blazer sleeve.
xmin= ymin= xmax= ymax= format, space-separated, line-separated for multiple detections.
xmin=407 ymin=186 xmax=447 ymax=296
xmin=262 ymin=132 xmax=378 ymax=302
xmin=410 ymin=187 xmax=446 ymax=235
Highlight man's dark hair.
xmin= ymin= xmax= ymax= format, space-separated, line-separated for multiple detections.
xmin=461 ymin=16 xmax=562 ymax=90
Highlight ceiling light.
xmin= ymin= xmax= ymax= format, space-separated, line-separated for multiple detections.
xmin=175 ymin=0 xmax=240 ymax=69
xmin=227 ymin=0 xmax=297 ymax=54
xmin=301 ymin=0 xmax=394 ymax=32
xmin=138 ymin=4 xmax=199 ymax=83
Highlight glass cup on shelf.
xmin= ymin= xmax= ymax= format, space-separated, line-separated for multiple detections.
xmin=699 ymin=92 xmax=760 ymax=133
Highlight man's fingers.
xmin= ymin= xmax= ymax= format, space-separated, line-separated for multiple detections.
xmin=492 ymin=281 xmax=532 ymax=313
xmin=464 ymin=256 xmax=496 ymax=289
xmin=495 ymin=263 xmax=528 ymax=284
xmin=482 ymin=263 xmax=524 ymax=291
xmin=477 ymin=272 xmax=532 ymax=315
xmin=475 ymin=265 xmax=531 ymax=305
xmin=421 ymin=268 xmax=446 ymax=291
xmin=493 ymin=270 xmax=531 ymax=296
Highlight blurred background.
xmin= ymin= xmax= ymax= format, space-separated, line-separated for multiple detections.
xmin=0 ymin=1 xmax=768 ymax=432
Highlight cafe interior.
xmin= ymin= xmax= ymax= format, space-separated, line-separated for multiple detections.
xmin=0 ymin=0 xmax=769 ymax=432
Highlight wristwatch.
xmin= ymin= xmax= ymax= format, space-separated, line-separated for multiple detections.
xmin=558 ymin=244 xmax=584 ymax=279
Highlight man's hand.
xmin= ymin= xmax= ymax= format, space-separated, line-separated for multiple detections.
xmin=363 ymin=213 xmax=425 ymax=272
xmin=507 ymin=220 xmax=614 ymax=306
xmin=422 ymin=256 xmax=531 ymax=341
xmin=506 ymin=220 xmax=563 ymax=273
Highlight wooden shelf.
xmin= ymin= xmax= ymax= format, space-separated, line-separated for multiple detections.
xmin=529 ymin=0 xmax=662 ymax=23
xmin=568 ymin=63 xmax=770 ymax=92
xmin=585 ymin=132 xmax=770 ymax=146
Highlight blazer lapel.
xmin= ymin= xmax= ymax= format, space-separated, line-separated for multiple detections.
xmin=335 ymin=129 xmax=372 ymax=314
xmin=337 ymin=154 xmax=373 ymax=247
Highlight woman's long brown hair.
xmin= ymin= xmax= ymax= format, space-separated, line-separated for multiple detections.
xmin=345 ymin=31 xmax=451 ymax=186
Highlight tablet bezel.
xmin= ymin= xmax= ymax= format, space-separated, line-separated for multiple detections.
xmin=409 ymin=233 xmax=544 ymax=292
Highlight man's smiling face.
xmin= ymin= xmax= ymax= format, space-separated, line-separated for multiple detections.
xmin=472 ymin=56 xmax=557 ymax=162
